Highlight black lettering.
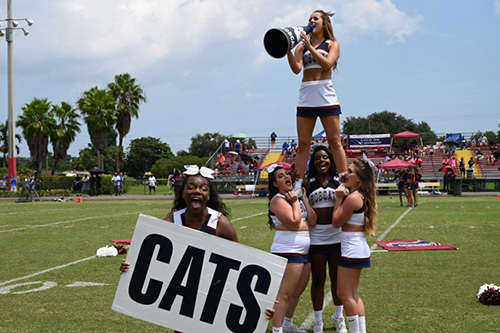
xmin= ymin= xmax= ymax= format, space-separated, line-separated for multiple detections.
xmin=200 ymin=254 xmax=241 ymax=324
xmin=129 ymin=234 xmax=173 ymax=305
xmin=158 ymin=246 xmax=204 ymax=318
xmin=226 ymin=265 xmax=271 ymax=333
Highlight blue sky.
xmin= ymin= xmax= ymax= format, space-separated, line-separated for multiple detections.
xmin=1 ymin=0 xmax=499 ymax=157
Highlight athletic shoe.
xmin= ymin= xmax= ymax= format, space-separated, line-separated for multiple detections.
xmin=293 ymin=187 xmax=303 ymax=198
xmin=283 ymin=325 xmax=307 ymax=333
xmin=332 ymin=315 xmax=348 ymax=333
xmin=313 ymin=320 xmax=324 ymax=333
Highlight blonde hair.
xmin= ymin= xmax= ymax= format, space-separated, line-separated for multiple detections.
xmin=352 ymin=159 xmax=377 ymax=236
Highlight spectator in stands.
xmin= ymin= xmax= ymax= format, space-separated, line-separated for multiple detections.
xmin=270 ymin=131 xmax=277 ymax=148
xmin=224 ymin=138 xmax=230 ymax=154
xmin=459 ymin=157 xmax=466 ymax=178
xmin=476 ymin=148 xmax=483 ymax=159
xmin=282 ymin=141 xmax=289 ymax=155
xmin=442 ymin=156 xmax=450 ymax=166
xmin=470 ymin=136 xmax=477 ymax=147
xmin=286 ymin=10 xmax=347 ymax=198
xmin=468 ymin=157 xmax=475 ymax=173
xmin=414 ymin=155 xmax=423 ymax=169
xmin=429 ymin=146 xmax=434 ymax=157
xmin=487 ymin=152 xmax=495 ymax=165
xmin=235 ymin=140 xmax=241 ymax=155
xmin=479 ymin=134 xmax=488 ymax=147
xmin=450 ymin=156 xmax=457 ymax=168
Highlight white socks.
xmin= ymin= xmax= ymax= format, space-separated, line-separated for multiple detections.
xmin=346 ymin=315 xmax=359 ymax=333
xmin=314 ymin=310 xmax=323 ymax=322
xmin=283 ymin=316 xmax=293 ymax=327
xmin=359 ymin=316 xmax=366 ymax=333
xmin=334 ymin=305 xmax=344 ymax=319
xmin=272 ymin=327 xmax=283 ymax=333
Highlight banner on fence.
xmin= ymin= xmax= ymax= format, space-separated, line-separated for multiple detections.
xmin=112 ymin=214 xmax=286 ymax=333
xmin=349 ymin=134 xmax=391 ymax=148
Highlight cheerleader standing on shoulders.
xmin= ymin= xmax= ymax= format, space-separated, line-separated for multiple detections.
xmin=333 ymin=159 xmax=377 ymax=333
xmin=303 ymin=145 xmax=347 ymax=333
xmin=267 ymin=165 xmax=317 ymax=333
xmin=287 ymin=9 xmax=348 ymax=197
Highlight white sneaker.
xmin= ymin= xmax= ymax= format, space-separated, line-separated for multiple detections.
xmin=283 ymin=325 xmax=307 ymax=333
xmin=332 ymin=315 xmax=348 ymax=333
xmin=313 ymin=320 xmax=324 ymax=333
xmin=293 ymin=187 xmax=303 ymax=198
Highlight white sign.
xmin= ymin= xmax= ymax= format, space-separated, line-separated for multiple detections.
xmin=112 ymin=214 xmax=287 ymax=333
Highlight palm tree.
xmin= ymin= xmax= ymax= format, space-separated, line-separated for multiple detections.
xmin=107 ymin=73 xmax=147 ymax=172
xmin=0 ymin=120 xmax=22 ymax=170
xmin=50 ymin=102 xmax=81 ymax=175
xmin=17 ymin=98 xmax=56 ymax=176
xmin=77 ymin=87 xmax=117 ymax=170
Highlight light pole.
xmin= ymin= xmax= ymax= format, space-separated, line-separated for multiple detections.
xmin=0 ymin=0 xmax=33 ymax=187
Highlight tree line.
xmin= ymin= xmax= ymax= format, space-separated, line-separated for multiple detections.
xmin=11 ymin=73 xmax=146 ymax=176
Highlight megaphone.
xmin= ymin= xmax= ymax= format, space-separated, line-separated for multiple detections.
xmin=263 ymin=25 xmax=314 ymax=59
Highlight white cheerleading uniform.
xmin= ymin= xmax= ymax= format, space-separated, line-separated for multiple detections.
xmin=307 ymin=177 xmax=342 ymax=253
xmin=173 ymin=207 xmax=220 ymax=236
xmin=270 ymin=194 xmax=310 ymax=263
xmin=339 ymin=191 xmax=371 ymax=268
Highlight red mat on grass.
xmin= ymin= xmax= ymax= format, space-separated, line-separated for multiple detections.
xmin=110 ymin=239 xmax=132 ymax=244
xmin=374 ymin=239 xmax=458 ymax=251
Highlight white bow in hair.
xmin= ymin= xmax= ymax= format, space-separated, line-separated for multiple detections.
xmin=326 ymin=11 xmax=335 ymax=17
xmin=362 ymin=153 xmax=375 ymax=170
xmin=265 ymin=163 xmax=282 ymax=173
xmin=183 ymin=165 xmax=215 ymax=179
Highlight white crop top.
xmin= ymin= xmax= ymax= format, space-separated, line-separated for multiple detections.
xmin=303 ymin=39 xmax=331 ymax=71
xmin=344 ymin=191 xmax=366 ymax=226
xmin=270 ymin=193 xmax=308 ymax=226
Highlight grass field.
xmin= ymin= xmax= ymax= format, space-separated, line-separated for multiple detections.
xmin=0 ymin=195 xmax=499 ymax=332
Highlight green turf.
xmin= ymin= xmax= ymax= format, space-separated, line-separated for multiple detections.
xmin=0 ymin=196 xmax=498 ymax=332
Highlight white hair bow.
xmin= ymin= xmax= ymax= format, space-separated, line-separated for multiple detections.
xmin=362 ymin=153 xmax=375 ymax=170
xmin=265 ymin=163 xmax=282 ymax=173
xmin=326 ymin=11 xmax=335 ymax=17
xmin=183 ymin=165 xmax=215 ymax=179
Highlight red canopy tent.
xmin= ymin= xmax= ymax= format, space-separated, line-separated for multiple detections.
xmin=391 ymin=131 xmax=423 ymax=151
xmin=378 ymin=158 xmax=411 ymax=169
xmin=259 ymin=161 xmax=293 ymax=171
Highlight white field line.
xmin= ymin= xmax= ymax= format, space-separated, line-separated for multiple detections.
xmin=0 ymin=212 xmax=140 ymax=233
xmin=0 ymin=212 xmax=263 ymax=287
xmin=0 ymin=255 xmax=96 ymax=287
xmin=301 ymin=206 xmax=414 ymax=330
xmin=232 ymin=212 xmax=267 ymax=222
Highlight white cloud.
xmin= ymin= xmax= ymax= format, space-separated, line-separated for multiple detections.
xmin=336 ymin=0 xmax=422 ymax=43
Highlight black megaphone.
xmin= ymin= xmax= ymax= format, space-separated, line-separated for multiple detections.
xmin=263 ymin=25 xmax=314 ymax=59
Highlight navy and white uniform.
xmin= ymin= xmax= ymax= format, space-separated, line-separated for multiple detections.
xmin=297 ymin=39 xmax=341 ymax=117
xmin=307 ymin=177 xmax=341 ymax=254
xmin=173 ymin=207 xmax=220 ymax=235
xmin=339 ymin=191 xmax=371 ymax=268
xmin=270 ymin=193 xmax=310 ymax=263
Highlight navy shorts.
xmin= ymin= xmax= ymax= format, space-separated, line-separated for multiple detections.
xmin=273 ymin=253 xmax=310 ymax=263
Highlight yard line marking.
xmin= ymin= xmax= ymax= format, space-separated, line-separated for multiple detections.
xmin=301 ymin=293 xmax=333 ymax=330
xmin=371 ymin=207 xmax=413 ymax=251
xmin=0 ymin=212 xmax=139 ymax=233
xmin=232 ymin=212 xmax=267 ymax=222
xmin=0 ymin=255 xmax=96 ymax=287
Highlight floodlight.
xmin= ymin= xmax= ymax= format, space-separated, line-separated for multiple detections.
xmin=22 ymin=28 xmax=29 ymax=36
xmin=25 ymin=19 xmax=34 ymax=26
xmin=12 ymin=20 xmax=18 ymax=27
xmin=0 ymin=29 xmax=5 ymax=37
